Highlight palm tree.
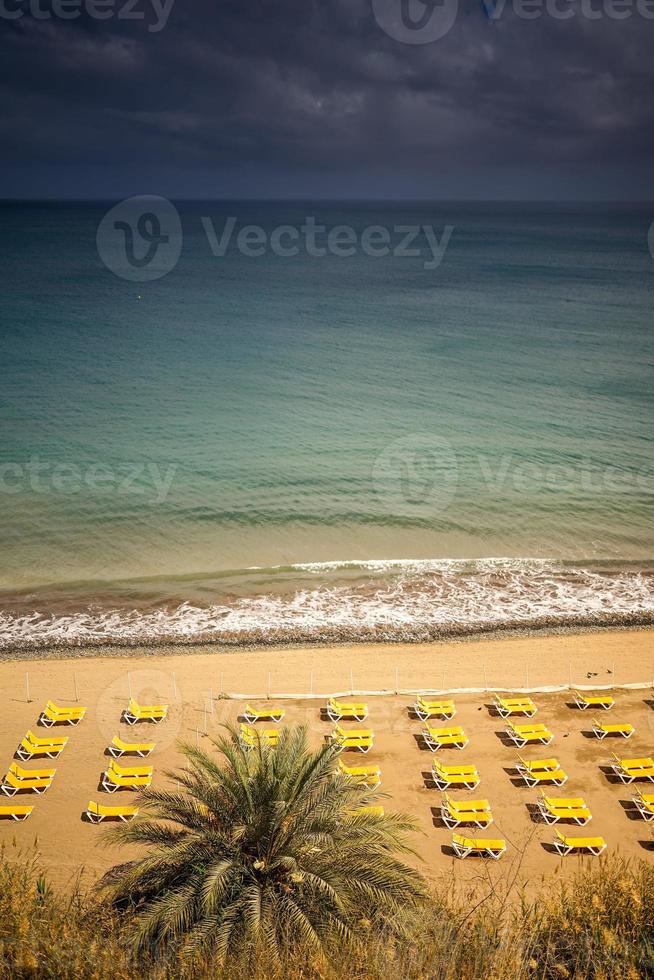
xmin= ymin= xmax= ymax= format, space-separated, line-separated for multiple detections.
xmin=100 ymin=724 xmax=426 ymax=966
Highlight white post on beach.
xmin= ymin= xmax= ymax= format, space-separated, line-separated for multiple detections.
xmin=172 ymin=672 xmax=177 ymax=699
xmin=73 ymin=672 xmax=79 ymax=703
xmin=25 ymin=672 xmax=31 ymax=704
xmin=204 ymin=704 xmax=208 ymax=735
xmin=395 ymin=666 xmax=399 ymax=695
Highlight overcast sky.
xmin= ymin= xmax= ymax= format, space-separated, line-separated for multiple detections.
xmin=1 ymin=0 xmax=652 ymax=198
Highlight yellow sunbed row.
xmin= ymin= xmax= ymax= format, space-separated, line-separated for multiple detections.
xmin=124 ymin=699 xmax=168 ymax=725
xmin=86 ymin=801 xmax=139 ymax=823
xmin=552 ymin=830 xmax=607 ymax=856
xmin=632 ymin=790 xmax=654 ymax=821
xmin=573 ymin=690 xmax=614 ymax=710
xmin=326 ymin=698 xmax=369 ymax=722
xmin=494 ymin=695 xmax=538 ymax=718
xmin=102 ymin=759 xmax=153 ymax=792
xmin=17 ymin=729 xmax=68 ymax=760
xmin=451 ymin=831 xmax=606 ymax=859
xmin=243 ymin=703 xmax=285 ymax=723
xmin=414 ymin=695 xmax=456 ymax=720
xmin=0 ymin=804 xmax=34 ymax=821
xmin=40 ymin=700 xmax=86 ymax=727
xmin=422 ymin=725 xmax=468 ymax=752
xmin=440 ymin=794 xmax=493 ymax=828
xmin=108 ymin=735 xmax=155 ymax=758
xmin=535 ymin=792 xmax=592 ymax=825
xmin=505 ymin=722 xmax=553 ymax=747
xmin=330 ymin=723 xmax=374 ymax=753
xmin=1 ymin=762 xmax=56 ymax=796
xmin=516 ymin=757 xmax=568 ymax=787
xmin=592 ymin=718 xmax=634 ymax=739
xmin=610 ymin=755 xmax=654 ymax=784
xmin=431 ymin=759 xmax=480 ymax=790
xmin=338 ymin=759 xmax=381 ymax=788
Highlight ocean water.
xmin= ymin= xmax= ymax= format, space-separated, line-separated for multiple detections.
xmin=1 ymin=201 xmax=653 ymax=649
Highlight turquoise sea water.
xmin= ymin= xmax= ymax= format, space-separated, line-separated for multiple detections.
xmin=1 ymin=201 xmax=653 ymax=648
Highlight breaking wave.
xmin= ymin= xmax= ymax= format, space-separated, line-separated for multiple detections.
xmin=0 ymin=558 xmax=653 ymax=652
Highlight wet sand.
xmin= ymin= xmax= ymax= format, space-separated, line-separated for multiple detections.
xmin=0 ymin=628 xmax=652 ymax=894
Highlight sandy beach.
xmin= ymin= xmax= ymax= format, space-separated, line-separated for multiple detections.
xmin=1 ymin=628 xmax=652 ymax=893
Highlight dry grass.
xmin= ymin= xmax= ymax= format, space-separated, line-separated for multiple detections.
xmin=1 ymin=842 xmax=653 ymax=979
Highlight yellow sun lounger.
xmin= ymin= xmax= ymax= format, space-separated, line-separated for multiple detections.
xmin=440 ymin=794 xmax=493 ymax=829
xmin=431 ymin=760 xmax=480 ymax=790
xmin=1 ymin=770 xmax=53 ymax=796
xmin=17 ymin=730 xmax=68 ymax=760
xmin=552 ymin=830 xmax=607 ymax=856
xmin=40 ymin=700 xmax=87 ymax=727
xmin=0 ymin=804 xmax=33 ymax=820
xmin=107 ymin=760 xmax=153 ymax=778
xmin=422 ymin=725 xmax=469 ymax=752
xmin=124 ymin=699 xmax=168 ymax=725
xmin=632 ymin=791 xmax=654 ymax=821
xmin=243 ymin=704 xmax=285 ymax=723
xmin=610 ymin=755 xmax=654 ymax=784
xmin=101 ymin=769 xmax=152 ymax=793
xmin=108 ymin=735 xmax=155 ymax=758
xmin=505 ymin=722 xmax=554 ymax=747
xmin=536 ymin=793 xmax=592 ymax=826
xmin=86 ymin=800 xmax=139 ymax=823
xmin=414 ymin=695 xmax=456 ymax=720
xmin=330 ymin=723 xmax=374 ymax=753
xmin=573 ymin=691 xmax=614 ymax=710
xmin=516 ymin=757 xmax=568 ymax=787
xmin=591 ymin=719 xmax=635 ymax=739
xmin=338 ymin=759 xmax=381 ymax=788
xmin=239 ymin=723 xmax=280 ymax=749
xmin=494 ymin=695 xmax=537 ymax=718
xmin=452 ymin=833 xmax=506 ymax=859
xmin=9 ymin=762 xmax=56 ymax=781
xmin=326 ymin=698 xmax=369 ymax=722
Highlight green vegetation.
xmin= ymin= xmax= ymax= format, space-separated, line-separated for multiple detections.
xmin=1 ymin=725 xmax=653 ymax=978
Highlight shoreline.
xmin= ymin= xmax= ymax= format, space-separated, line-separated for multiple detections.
xmin=1 ymin=616 xmax=653 ymax=663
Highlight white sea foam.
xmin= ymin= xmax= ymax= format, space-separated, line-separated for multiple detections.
xmin=0 ymin=558 xmax=652 ymax=650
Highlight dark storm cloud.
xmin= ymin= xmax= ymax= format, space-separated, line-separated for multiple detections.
xmin=0 ymin=0 xmax=652 ymax=197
